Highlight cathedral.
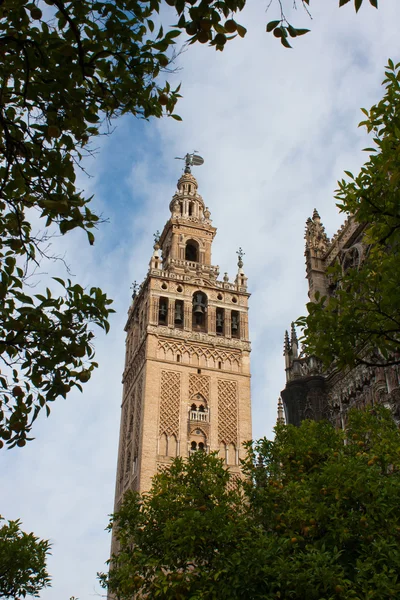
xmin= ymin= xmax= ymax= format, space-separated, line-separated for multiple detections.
xmin=112 ymin=156 xmax=251 ymax=502
xmin=281 ymin=209 xmax=400 ymax=428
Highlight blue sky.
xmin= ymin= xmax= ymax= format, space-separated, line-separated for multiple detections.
xmin=1 ymin=1 xmax=400 ymax=598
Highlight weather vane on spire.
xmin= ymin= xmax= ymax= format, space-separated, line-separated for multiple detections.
xmin=175 ymin=151 xmax=204 ymax=173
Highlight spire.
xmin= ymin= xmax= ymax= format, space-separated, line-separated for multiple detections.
xmin=305 ymin=208 xmax=329 ymax=251
xmin=290 ymin=322 xmax=298 ymax=359
xmin=277 ymin=397 xmax=285 ymax=425
xmin=284 ymin=330 xmax=290 ymax=355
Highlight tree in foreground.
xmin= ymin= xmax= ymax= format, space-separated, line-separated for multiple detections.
xmin=297 ymin=59 xmax=400 ymax=371
xmin=100 ymin=407 xmax=400 ymax=599
xmin=0 ymin=517 xmax=51 ymax=598
xmin=0 ymin=0 xmax=384 ymax=447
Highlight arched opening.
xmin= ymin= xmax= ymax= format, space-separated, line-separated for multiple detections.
xmin=192 ymin=291 xmax=207 ymax=332
xmin=159 ymin=433 xmax=167 ymax=456
xmin=231 ymin=310 xmax=240 ymax=339
xmin=189 ymin=428 xmax=207 ymax=454
xmin=158 ymin=297 xmax=168 ymax=325
xmin=189 ymin=395 xmax=208 ymax=422
xmin=168 ymin=434 xmax=177 ymax=457
xmin=185 ymin=239 xmax=199 ymax=262
xmin=216 ymin=307 xmax=224 ymax=335
xmin=174 ymin=299 xmax=184 ymax=329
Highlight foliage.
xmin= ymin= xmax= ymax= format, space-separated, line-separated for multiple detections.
xmin=297 ymin=60 xmax=400 ymax=369
xmin=0 ymin=0 xmax=248 ymax=447
xmin=265 ymin=0 xmax=378 ymax=48
xmin=0 ymin=516 xmax=51 ymax=598
xmin=100 ymin=408 xmax=400 ymax=599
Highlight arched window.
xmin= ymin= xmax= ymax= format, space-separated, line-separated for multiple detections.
xmin=216 ymin=307 xmax=224 ymax=335
xmin=174 ymin=299 xmax=184 ymax=329
xmin=192 ymin=291 xmax=207 ymax=332
xmin=185 ymin=239 xmax=199 ymax=262
xmin=191 ymin=441 xmax=197 ymax=451
xmin=231 ymin=310 xmax=240 ymax=338
xmin=158 ymin=297 xmax=168 ymax=325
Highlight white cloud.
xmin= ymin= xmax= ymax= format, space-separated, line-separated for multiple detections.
xmin=1 ymin=1 xmax=400 ymax=598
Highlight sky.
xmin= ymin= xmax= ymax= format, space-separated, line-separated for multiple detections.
xmin=1 ymin=1 xmax=400 ymax=598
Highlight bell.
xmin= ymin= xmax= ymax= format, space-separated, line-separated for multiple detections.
xmin=231 ymin=316 xmax=239 ymax=331
xmin=216 ymin=313 xmax=224 ymax=328
xmin=175 ymin=305 xmax=183 ymax=323
xmin=159 ymin=305 xmax=167 ymax=317
xmin=193 ymin=303 xmax=205 ymax=314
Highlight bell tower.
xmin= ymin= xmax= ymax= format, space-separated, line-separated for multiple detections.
xmin=113 ymin=158 xmax=252 ymax=501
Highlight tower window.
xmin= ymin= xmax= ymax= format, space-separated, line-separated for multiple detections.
xmin=174 ymin=299 xmax=184 ymax=329
xmin=188 ymin=202 xmax=193 ymax=216
xmin=192 ymin=291 xmax=207 ymax=332
xmin=177 ymin=354 xmax=181 ymax=363
xmin=216 ymin=307 xmax=224 ymax=335
xmin=185 ymin=239 xmax=199 ymax=262
xmin=231 ymin=310 xmax=240 ymax=339
xmin=158 ymin=297 xmax=168 ymax=325
xmin=218 ymin=361 xmax=222 ymax=369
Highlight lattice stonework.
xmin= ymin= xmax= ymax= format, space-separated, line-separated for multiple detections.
xmin=218 ymin=379 xmax=238 ymax=444
xmin=189 ymin=374 xmax=210 ymax=400
xmin=159 ymin=371 xmax=181 ymax=437
xmin=133 ymin=375 xmax=144 ymax=459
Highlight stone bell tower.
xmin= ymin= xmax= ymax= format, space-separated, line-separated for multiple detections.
xmin=113 ymin=158 xmax=252 ymax=502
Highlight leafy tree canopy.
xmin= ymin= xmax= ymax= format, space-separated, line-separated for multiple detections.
xmin=0 ymin=516 xmax=51 ymax=598
xmin=0 ymin=0 xmax=247 ymax=448
xmin=0 ymin=0 xmax=383 ymax=447
xmin=100 ymin=407 xmax=400 ymax=600
xmin=297 ymin=60 xmax=400 ymax=369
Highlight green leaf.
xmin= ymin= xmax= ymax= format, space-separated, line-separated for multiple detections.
xmin=266 ymin=20 xmax=280 ymax=32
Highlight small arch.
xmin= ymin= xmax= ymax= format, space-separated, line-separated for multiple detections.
xmin=161 ymin=282 xmax=168 ymax=290
xmin=232 ymin=296 xmax=238 ymax=304
xmin=217 ymin=293 xmax=223 ymax=301
xmin=185 ymin=239 xmax=199 ymax=262
xmin=168 ymin=434 xmax=177 ymax=457
xmin=159 ymin=433 xmax=167 ymax=456
xmin=227 ymin=443 xmax=236 ymax=465
xmin=177 ymin=285 xmax=183 ymax=293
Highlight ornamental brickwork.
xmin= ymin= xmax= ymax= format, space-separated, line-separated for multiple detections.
xmin=112 ymin=166 xmax=252 ymax=509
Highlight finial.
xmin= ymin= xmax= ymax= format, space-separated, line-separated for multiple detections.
xmin=175 ymin=151 xmax=204 ymax=174
xmin=223 ymin=272 xmax=229 ymax=283
xmin=277 ymin=397 xmax=285 ymax=425
xmin=290 ymin=322 xmax=298 ymax=345
xmin=312 ymin=208 xmax=320 ymax=220
xmin=284 ymin=330 xmax=290 ymax=355
xmin=153 ymin=230 xmax=160 ymax=246
xmin=131 ymin=281 xmax=138 ymax=299
xmin=236 ymin=247 xmax=245 ymax=269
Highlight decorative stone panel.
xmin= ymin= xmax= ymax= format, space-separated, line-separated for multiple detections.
xmin=217 ymin=379 xmax=238 ymax=445
xmin=159 ymin=370 xmax=181 ymax=437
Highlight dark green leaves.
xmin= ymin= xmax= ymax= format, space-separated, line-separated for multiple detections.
xmin=101 ymin=409 xmax=400 ymax=600
xmin=297 ymin=60 xmax=400 ymax=370
xmin=0 ymin=517 xmax=51 ymax=598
